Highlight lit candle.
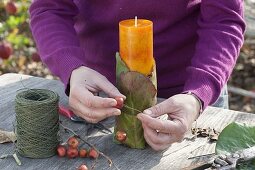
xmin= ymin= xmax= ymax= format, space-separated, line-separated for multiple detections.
xmin=119 ymin=17 xmax=154 ymax=76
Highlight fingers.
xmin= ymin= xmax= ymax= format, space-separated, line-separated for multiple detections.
xmin=95 ymin=76 xmax=126 ymax=99
xmin=137 ymin=94 xmax=200 ymax=151
xmin=76 ymin=89 xmax=117 ymax=108
xmin=143 ymin=132 xmax=169 ymax=151
xmin=71 ymin=81 xmax=119 ymax=108
xmin=138 ymin=113 xmax=186 ymax=151
xmin=70 ymin=87 xmax=121 ymax=123
xmin=71 ymin=99 xmax=121 ymax=123
xmin=69 ymin=66 xmax=126 ymax=123
xmin=138 ymin=113 xmax=187 ymax=134
xmin=143 ymin=99 xmax=176 ymax=118
xmin=71 ymin=66 xmax=126 ymax=99
xmin=142 ymin=123 xmax=173 ymax=150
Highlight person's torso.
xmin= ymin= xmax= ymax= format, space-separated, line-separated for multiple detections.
xmin=73 ymin=0 xmax=201 ymax=97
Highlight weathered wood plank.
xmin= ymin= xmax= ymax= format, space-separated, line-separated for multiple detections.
xmin=0 ymin=73 xmax=255 ymax=170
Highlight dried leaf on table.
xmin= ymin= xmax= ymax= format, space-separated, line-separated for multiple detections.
xmin=209 ymin=128 xmax=219 ymax=142
xmin=0 ymin=129 xmax=16 ymax=143
xmin=191 ymin=127 xmax=219 ymax=142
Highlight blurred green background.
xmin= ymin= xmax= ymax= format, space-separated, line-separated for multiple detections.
xmin=0 ymin=0 xmax=52 ymax=78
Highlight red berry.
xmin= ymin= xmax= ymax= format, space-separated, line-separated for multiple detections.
xmin=5 ymin=1 xmax=17 ymax=15
xmin=79 ymin=148 xmax=87 ymax=158
xmin=77 ymin=164 xmax=88 ymax=170
xmin=68 ymin=136 xmax=79 ymax=149
xmin=67 ymin=148 xmax=79 ymax=159
xmin=0 ymin=42 xmax=12 ymax=60
xmin=31 ymin=52 xmax=41 ymax=62
xmin=88 ymin=148 xmax=99 ymax=159
xmin=57 ymin=145 xmax=66 ymax=157
xmin=115 ymin=131 xmax=127 ymax=142
xmin=114 ymin=97 xmax=124 ymax=109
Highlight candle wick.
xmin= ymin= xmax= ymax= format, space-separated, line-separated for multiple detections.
xmin=135 ymin=16 xmax=138 ymax=27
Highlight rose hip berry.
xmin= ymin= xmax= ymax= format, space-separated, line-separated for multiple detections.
xmin=116 ymin=131 xmax=127 ymax=142
xmin=57 ymin=145 xmax=66 ymax=157
xmin=79 ymin=148 xmax=87 ymax=158
xmin=77 ymin=164 xmax=88 ymax=170
xmin=114 ymin=97 xmax=124 ymax=109
xmin=88 ymin=148 xmax=99 ymax=159
xmin=67 ymin=148 xmax=79 ymax=159
xmin=0 ymin=42 xmax=12 ymax=60
xmin=31 ymin=52 xmax=41 ymax=62
xmin=5 ymin=1 xmax=17 ymax=15
xmin=68 ymin=136 xmax=79 ymax=149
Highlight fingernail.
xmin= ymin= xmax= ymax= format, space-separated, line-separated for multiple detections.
xmin=144 ymin=109 xmax=152 ymax=116
xmin=118 ymin=94 xmax=126 ymax=99
xmin=137 ymin=113 xmax=143 ymax=120
xmin=114 ymin=110 xmax=121 ymax=115
xmin=110 ymin=100 xmax=117 ymax=107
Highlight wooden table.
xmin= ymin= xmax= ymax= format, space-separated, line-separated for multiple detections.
xmin=0 ymin=73 xmax=255 ymax=170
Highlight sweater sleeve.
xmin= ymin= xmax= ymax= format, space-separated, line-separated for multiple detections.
xmin=29 ymin=0 xmax=85 ymax=92
xmin=183 ymin=0 xmax=245 ymax=109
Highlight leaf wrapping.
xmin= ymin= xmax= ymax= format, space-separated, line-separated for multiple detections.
xmin=114 ymin=53 xmax=157 ymax=149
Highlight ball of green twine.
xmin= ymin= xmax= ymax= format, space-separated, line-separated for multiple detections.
xmin=15 ymin=89 xmax=59 ymax=158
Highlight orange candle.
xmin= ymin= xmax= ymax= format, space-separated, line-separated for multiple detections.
xmin=119 ymin=18 xmax=154 ymax=75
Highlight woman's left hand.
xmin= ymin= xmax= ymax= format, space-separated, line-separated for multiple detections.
xmin=137 ymin=94 xmax=200 ymax=151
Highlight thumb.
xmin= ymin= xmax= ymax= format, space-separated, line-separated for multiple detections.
xmin=96 ymin=76 xmax=126 ymax=99
xmin=143 ymin=99 xmax=173 ymax=118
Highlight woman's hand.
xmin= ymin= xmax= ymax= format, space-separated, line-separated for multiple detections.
xmin=137 ymin=94 xmax=200 ymax=151
xmin=69 ymin=66 xmax=125 ymax=123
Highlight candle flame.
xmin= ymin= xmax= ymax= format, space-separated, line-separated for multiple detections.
xmin=135 ymin=16 xmax=138 ymax=27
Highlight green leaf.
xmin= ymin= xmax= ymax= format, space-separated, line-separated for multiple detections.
xmin=118 ymin=71 xmax=157 ymax=115
xmin=216 ymin=122 xmax=255 ymax=169
xmin=114 ymin=53 xmax=157 ymax=149
xmin=114 ymin=113 xmax=145 ymax=149
xmin=116 ymin=52 xmax=129 ymax=78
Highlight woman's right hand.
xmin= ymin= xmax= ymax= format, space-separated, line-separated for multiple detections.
xmin=69 ymin=66 xmax=125 ymax=123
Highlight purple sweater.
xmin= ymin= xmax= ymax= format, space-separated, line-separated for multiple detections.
xmin=29 ymin=0 xmax=245 ymax=109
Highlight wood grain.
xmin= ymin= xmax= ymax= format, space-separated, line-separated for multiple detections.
xmin=0 ymin=73 xmax=255 ymax=170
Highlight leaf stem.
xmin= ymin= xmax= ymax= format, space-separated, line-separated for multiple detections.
xmin=123 ymin=104 xmax=142 ymax=113
xmin=91 ymin=158 xmax=98 ymax=170
xmin=0 ymin=153 xmax=22 ymax=166
xmin=13 ymin=153 xmax=21 ymax=166
xmin=0 ymin=154 xmax=11 ymax=159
